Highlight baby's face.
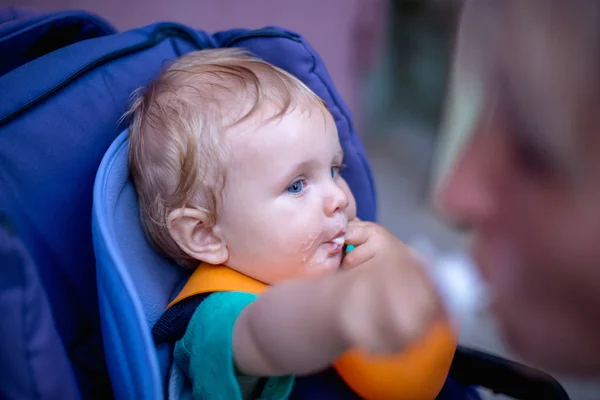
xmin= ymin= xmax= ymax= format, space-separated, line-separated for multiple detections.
xmin=216 ymin=106 xmax=356 ymax=284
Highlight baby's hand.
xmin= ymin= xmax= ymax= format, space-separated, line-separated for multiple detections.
xmin=336 ymin=221 xmax=445 ymax=354
xmin=342 ymin=220 xmax=417 ymax=269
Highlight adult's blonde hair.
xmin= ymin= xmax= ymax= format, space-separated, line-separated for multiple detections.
xmin=125 ymin=48 xmax=326 ymax=268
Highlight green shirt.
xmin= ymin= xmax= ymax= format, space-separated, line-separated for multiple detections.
xmin=174 ymin=292 xmax=295 ymax=399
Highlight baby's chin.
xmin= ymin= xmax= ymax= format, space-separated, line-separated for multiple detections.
xmin=303 ymin=252 xmax=343 ymax=278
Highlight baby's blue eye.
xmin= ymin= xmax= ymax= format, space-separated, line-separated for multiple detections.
xmin=331 ymin=166 xmax=339 ymax=178
xmin=287 ymin=179 xmax=305 ymax=194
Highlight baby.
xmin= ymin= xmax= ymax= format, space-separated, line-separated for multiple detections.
xmin=127 ymin=48 xmax=446 ymax=399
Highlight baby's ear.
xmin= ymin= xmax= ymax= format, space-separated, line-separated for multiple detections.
xmin=167 ymin=207 xmax=228 ymax=265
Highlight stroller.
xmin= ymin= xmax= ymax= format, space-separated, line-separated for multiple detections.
xmin=0 ymin=8 xmax=570 ymax=399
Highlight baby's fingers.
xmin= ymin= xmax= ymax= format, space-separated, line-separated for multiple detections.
xmin=344 ymin=222 xmax=371 ymax=246
xmin=341 ymin=244 xmax=375 ymax=269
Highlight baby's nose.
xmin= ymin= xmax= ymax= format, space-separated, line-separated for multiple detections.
xmin=325 ymin=184 xmax=349 ymax=216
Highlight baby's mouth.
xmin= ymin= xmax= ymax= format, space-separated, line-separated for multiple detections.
xmin=325 ymin=232 xmax=346 ymax=255
xmin=331 ymin=236 xmax=345 ymax=246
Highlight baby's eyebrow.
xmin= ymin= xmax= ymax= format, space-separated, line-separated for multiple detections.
xmin=289 ymin=160 xmax=314 ymax=174
xmin=279 ymin=159 xmax=317 ymax=183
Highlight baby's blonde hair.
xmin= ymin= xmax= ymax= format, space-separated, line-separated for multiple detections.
xmin=125 ymin=48 xmax=326 ymax=268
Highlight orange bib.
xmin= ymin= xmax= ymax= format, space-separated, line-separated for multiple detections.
xmin=169 ymin=265 xmax=457 ymax=400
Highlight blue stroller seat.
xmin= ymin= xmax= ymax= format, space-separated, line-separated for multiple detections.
xmin=90 ymin=23 xmax=382 ymax=400
xmin=0 ymin=8 xmax=570 ymax=400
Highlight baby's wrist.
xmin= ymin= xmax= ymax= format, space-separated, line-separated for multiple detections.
xmin=328 ymin=270 xmax=363 ymax=351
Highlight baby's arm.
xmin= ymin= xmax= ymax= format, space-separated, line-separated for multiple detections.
xmin=233 ymin=274 xmax=350 ymax=377
xmin=233 ymin=234 xmax=445 ymax=377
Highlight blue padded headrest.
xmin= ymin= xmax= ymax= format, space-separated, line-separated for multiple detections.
xmin=93 ymin=26 xmax=377 ymax=399
xmin=94 ymin=131 xmax=180 ymax=398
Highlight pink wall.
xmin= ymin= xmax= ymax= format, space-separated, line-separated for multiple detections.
xmin=3 ymin=0 xmax=386 ymax=129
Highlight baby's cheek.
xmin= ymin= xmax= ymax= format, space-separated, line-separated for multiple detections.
xmin=269 ymin=226 xmax=316 ymax=264
xmin=347 ymin=196 xmax=357 ymax=221
xmin=340 ymin=179 xmax=357 ymax=220
xmin=277 ymin=230 xmax=314 ymax=256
